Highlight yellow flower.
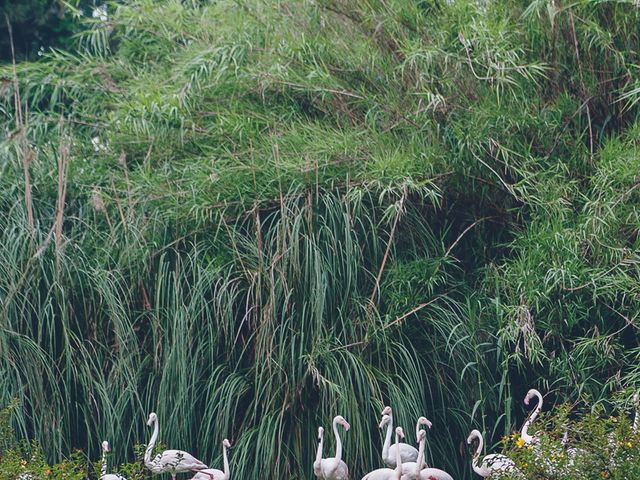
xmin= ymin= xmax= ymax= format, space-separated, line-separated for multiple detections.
xmin=516 ymin=437 xmax=526 ymax=448
xmin=626 ymin=441 xmax=633 ymax=449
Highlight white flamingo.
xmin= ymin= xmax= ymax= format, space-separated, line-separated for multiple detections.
xmin=362 ymin=426 xmax=405 ymax=480
xmin=520 ymin=389 xmax=543 ymax=445
xmin=467 ymin=429 xmax=522 ymax=478
xmin=402 ymin=430 xmax=454 ymax=480
xmin=561 ymin=430 xmax=588 ymax=468
xmin=100 ymin=441 xmax=127 ymax=480
xmin=144 ymin=412 xmax=209 ymax=480
xmin=633 ymin=393 xmax=639 ymax=433
xmin=398 ymin=416 xmax=431 ymax=475
xmin=314 ymin=415 xmax=350 ymax=480
xmin=190 ymin=439 xmax=231 ymax=480
xmin=380 ymin=406 xmax=419 ymax=467
xmin=400 ymin=418 xmax=453 ymax=480
xmin=314 ymin=427 xmax=325 ymax=478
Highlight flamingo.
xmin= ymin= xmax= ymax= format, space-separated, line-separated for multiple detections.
xmin=380 ymin=406 xmax=419 ymax=467
xmin=520 ymin=389 xmax=543 ymax=445
xmin=633 ymin=393 xmax=639 ymax=433
xmin=467 ymin=429 xmax=522 ymax=478
xmin=100 ymin=441 xmax=127 ymax=480
xmin=314 ymin=415 xmax=350 ymax=480
xmin=362 ymin=426 xmax=405 ymax=480
xmin=400 ymin=418 xmax=453 ymax=480
xmin=561 ymin=430 xmax=588 ymax=468
xmin=144 ymin=412 xmax=209 ymax=480
xmin=314 ymin=427 xmax=325 ymax=478
xmin=402 ymin=430 xmax=454 ymax=480
xmin=189 ymin=439 xmax=231 ymax=480
xmin=398 ymin=416 xmax=431 ymax=475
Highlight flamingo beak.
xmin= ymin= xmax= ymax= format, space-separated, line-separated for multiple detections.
xmin=343 ymin=421 xmax=351 ymax=431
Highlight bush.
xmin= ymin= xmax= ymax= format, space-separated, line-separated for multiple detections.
xmin=503 ymin=405 xmax=640 ymax=479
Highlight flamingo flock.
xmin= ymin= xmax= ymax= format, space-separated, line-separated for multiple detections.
xmin=96 ymin=389 xmax=639 ymax=480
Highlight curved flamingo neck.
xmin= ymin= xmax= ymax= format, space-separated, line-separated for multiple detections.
xmin=333 ymin=417 xmax=343 ymax=461
xmin=471 ymin=432 xmax=484 ymax=476
xmin=415 ymin=434 xmax=425 ymax=477
xmin=101 ymin=447 xmax=107 ymax=479
xmin=315 ymin=429 xmax=324 ymax=465
xmin=394 ymin=430 xmax=402 ymax=477
xmin=145 ymin=417 xmax=159 ymax=465
xmin=222 ymin=442 xmax=230 ymax=479
xmin=382 ymin=414 xmax=393 ymax=461
xmin=521 ymin=390 xmax=543 ymax=443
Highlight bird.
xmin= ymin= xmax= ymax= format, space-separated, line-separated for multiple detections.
xmin=144 ymin=412 xmax=209 ymax=480
xmin=561 ymin=429 xmax=588 ymax=467
xmin=399 ymin=416 xmax=431 ymax=475
xmin=520 ymin=388 xmax=543 ymax=445
xmin=314 ymin=427 xmax=325 ymax=478
xmin=100 ymin=441 xmax=127 ymax=480
xmin=362 ymin=426 xmax=405 ymax=480
xmin=400 ymin=419 xmax=453 ymax=480
xmin=633 ymin=392 xmax=639 ymax=433
xmin=189 ymin=439 xmax=231 ymax=480
xmin=314 ymin=415 xmax=350 ymax=480
xmin=380 ymin=406 xmax=419 ymax=467
xmin=467 ymin=429 xmax=522 ymax=478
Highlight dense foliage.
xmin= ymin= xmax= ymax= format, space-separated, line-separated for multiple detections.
xmin=0 ymin=1 xmax=90 ymax=61
xmin=0 ymin=0 xmax=639 ymax=478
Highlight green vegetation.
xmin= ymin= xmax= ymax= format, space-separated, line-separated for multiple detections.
xmin=0 ymin=0 xmax=638 ymax=478
xmin=505 ymin=405 xmax=640 ymax=479
xmin=0 ymin=1 xmax=88 ymax=61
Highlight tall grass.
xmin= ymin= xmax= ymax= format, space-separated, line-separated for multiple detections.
xmin=0 ymin=190 xmax=502 ymax=478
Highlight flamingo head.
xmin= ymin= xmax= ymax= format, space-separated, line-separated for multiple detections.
xmin=334 ymin=415 xmax=350 ymax=431
xmin=381 ymin=406 xmax=392 ymax=416
xmin=416 ymin=429 xmax=427 ymax=444
xmin=101 ymin=440 xmax=110 ymax=452
xmin=146 ymin=412 xmax=157 ymax=426
xmin=466 ymin=429 xmax=481 ymax=445
xmin=395 ymin=426 xmax=405 ymax=440
xmin=524 ymin=388 xmax=541 ymax=406
xmin=317 ymin=426 xmax=324 ymax=439
xmin=416 ymin=416 xmax=432 ymax=439
xmin=223 ymin=439 xmax=231 ymax=448
xmin=379 ymin=415 xmax=391 ymax=429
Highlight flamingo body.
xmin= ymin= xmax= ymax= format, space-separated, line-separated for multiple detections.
xmin=401 ymin=423 xmax=453 ymax=480
xmin=144 ymin=412 xmax=208 ymax=480
xmin=362 ymin=426 xmax=404 ymax=480
xmin=146 ymin=450 xmax=208 ymax=476
xmin=319 ymin=459 xmax=349 ymax=480
xmin=380 ymin=407 xmax=418 ymax=467
xmin=314 ymin=415 xmax=350 ymax=480
xmin=191 ymin=469 xmax=225 ymax=480
xmin=467 ymin=429 xmax=522 ymax=478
